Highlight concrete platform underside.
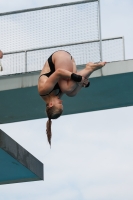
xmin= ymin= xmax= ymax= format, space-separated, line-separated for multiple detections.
xmin=0 ymin=60 xmax=133 ymax=124
xmin=0 ymin=129 xmax=43 ymax=184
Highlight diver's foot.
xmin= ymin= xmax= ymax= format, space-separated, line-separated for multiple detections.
xmin=86 ymin=62 xmax=106 ymax=72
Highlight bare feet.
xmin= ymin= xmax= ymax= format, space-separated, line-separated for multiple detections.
xmin=86 ymin=62 xmax=106 ymax=72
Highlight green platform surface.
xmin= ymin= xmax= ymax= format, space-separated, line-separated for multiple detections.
xmin=0 ymin=129 xmax=44 ymax=184
xmin=0 ymin=71 xmax=133 ymax=124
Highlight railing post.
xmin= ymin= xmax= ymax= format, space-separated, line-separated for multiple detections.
xmin=98 ymin=0 xmax=103 ymax=76
xmin=25 ymin=51 xmax=27 ymax=72
xmin=98 ymin=0 xmax=103 ymax=62
xmin=122 ymin=36 xmax=125 ymax=60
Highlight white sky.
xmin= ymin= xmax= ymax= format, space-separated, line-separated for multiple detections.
xmin=0 ymin=0 xmax=133 ymax=200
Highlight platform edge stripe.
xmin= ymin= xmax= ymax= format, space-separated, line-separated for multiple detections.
xmin=0 ymin=177 xmax=41 ymax=185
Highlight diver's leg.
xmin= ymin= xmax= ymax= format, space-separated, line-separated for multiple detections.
xmin=76 ymin=62 xmax=106 ymax=79
xmin=65 ymin=62 xmax=106 ymax=96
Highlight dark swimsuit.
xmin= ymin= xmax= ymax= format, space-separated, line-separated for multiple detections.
xmin=39 ymin=50 xmax=72 ymax=96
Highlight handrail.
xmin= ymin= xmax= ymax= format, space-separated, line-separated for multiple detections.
xmin=0 ymin=0 xmax=97 ymax=16
xmin=4 ymin=37 xmax=124 ymax=55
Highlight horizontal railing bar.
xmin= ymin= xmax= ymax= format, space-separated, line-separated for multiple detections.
xmin=0 ymin=0 xmax=97 ymax=16
xmin=3 ymin=37 xmax=124 ymax=55
xmin=102 ymin=36 xmax=124 ymax=41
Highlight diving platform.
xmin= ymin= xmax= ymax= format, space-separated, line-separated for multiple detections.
xmin=0 ymin=59 xmax=133 ymax=124
xmin=0 ymin=129 xmax=43 ymax=184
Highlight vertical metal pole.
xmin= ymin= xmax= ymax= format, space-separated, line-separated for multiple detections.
xmin=98 ymin=0 xmax=103 ymax=76
xmin=122 ymin=36 xmax=125 ymax=60
xmin=98 ymin=0 xmax=103 ymax=62
xmin=25 ymin=51 xmax=27 ymax=72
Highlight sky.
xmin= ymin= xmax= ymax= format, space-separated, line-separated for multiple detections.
xmin=0 ymin=0 xmax=133 ymax=200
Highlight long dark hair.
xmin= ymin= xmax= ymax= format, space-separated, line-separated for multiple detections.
xmin=46 ymin=105 xmax=63 ymax=146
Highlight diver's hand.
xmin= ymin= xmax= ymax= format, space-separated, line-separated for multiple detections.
xmin=78 ymin=77 xmax=90 ymax=87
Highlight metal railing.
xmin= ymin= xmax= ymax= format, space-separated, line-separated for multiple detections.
xmin=0 ymin=0 xmax=100 ymax=53
xmin=0 ymin=0 xmax=102 ymax=75
xmin=0 ymin=36 xmax=125 ymax=76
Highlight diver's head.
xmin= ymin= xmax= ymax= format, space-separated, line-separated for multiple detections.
xmin=46 ymin=97 xmax=63 ymax=119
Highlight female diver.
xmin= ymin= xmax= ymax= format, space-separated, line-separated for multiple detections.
xmin=38 ymin=50 xmax=106 ymax=146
